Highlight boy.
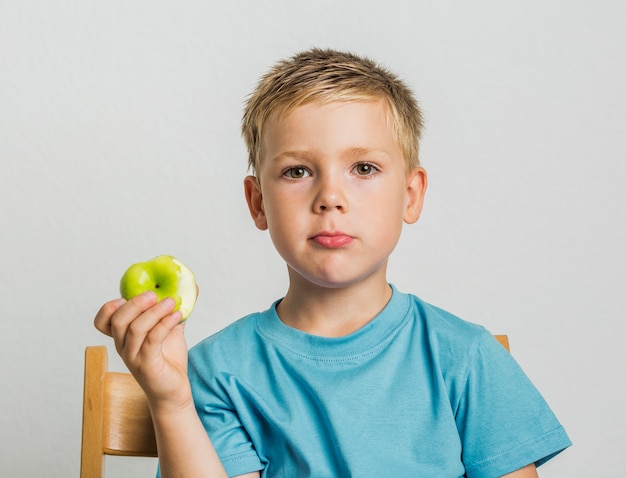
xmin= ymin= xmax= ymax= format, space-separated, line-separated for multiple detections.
xmin=95 ymin=48 xmax=571 ymax=477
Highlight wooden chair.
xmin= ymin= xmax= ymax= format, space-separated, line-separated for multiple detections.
xmin=80 ymin=345 xmax=157 ymax=478
xmin=80 ymin=336 xmax=510 ymax=476
xmin=495 ymin=334 xmax=509 ymax=352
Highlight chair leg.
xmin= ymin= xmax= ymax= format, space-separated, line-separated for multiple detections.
xmin=80 ymin=346 xmax=107 ymax=478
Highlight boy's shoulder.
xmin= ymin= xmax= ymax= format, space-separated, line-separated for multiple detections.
xmin=189 ymin=309 xmax=264 ymax=362
xmin=409 ymin=292 xmax=491 ymax=347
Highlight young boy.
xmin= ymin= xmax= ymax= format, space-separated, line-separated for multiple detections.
xmin=95 ymin=48 xmax=571 ymax=477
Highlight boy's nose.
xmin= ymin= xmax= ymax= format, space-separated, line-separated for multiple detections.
xmin=313 ymin=176 xmax=347 ymax=213
xmin=317 ymin=202 xmax=343 ymax=211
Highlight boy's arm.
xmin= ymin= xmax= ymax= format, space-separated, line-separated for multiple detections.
xmin=151 ymin=400 xmax=228 ymax=478
xmin=151 ymin=400 xmax=260 ymax=478
xmin=94 ymin=293 xmax=253 ymax=478
xmin=501 ymin=463 xmax=538 ymax=478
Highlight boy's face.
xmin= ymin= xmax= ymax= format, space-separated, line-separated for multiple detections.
xmin=244 ymin=99 xmax=426 ymax=290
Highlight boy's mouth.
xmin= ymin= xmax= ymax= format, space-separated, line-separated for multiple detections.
xmin=310 ymin=231 xmax=354 ymax=248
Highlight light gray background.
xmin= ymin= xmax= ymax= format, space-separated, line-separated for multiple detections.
xmin=2 ymin=1 xmax=624 ymax=476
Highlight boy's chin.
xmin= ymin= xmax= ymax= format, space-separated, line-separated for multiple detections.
xmin=286 ymin=266 xmax=388 ymax=292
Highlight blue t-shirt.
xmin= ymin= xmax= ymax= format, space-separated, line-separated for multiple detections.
xmin=186 ymin=286 xmax=571 ymax=477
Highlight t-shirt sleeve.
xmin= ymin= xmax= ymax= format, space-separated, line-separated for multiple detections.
xmin=456 ymin=331 xmax=571 ymax=478
xmin=186 ymin=352 xmax=264 ymax=477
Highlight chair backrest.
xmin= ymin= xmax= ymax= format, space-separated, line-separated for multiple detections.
xmin=80 ymin=336 xmax=509 ymax=476
xmin=494 ymin=334 xmax=510 ymax=351
xmin=80 ymin=346 xmax=157 ymax=478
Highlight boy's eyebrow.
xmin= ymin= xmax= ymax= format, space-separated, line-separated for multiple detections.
xmin=270 ymin=150 xmax=317 ymax=162
xmin=341 ymin=147 xmax=392 ymax=161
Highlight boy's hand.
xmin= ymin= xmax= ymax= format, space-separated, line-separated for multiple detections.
xmin=94 ymin=291 xmax=192 ymax=410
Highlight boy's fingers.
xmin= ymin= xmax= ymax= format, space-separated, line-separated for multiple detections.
xmin=94 ymin=298 xmax=127 ymax=337
xmin=116 ymin=296 xmax=177 ymax=359
xmin=95 ymin=292 xmax=158 ymax=341
xmin=140 ymin=311 xmax=184 ymax=361
xmin=108 ymin=292 xmax=158 ymax=342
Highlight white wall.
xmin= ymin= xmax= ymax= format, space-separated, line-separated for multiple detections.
xmin=2 ymin=1 xmax=624 ymax=476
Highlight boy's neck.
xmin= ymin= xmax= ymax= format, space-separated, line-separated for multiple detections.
xmin=276 ymin=272 xmax=393 ymax=338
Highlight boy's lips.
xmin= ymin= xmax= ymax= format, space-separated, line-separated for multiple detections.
xmin=310 ymin=231 xmax=354 ymax=248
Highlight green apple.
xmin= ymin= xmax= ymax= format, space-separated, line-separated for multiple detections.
xmin=119 ymin=255 xmax=197 ymax=321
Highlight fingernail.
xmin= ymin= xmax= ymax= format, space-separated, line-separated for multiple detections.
xmin=141 ymin=291 xmax=157 ymax=300
xmin=162 ymin=297 xmax=176 ymax=309
xmin=171 ymin=311 xmax=183 ymax=323
xmin=114 ymin=298 xmax=127 ymax=307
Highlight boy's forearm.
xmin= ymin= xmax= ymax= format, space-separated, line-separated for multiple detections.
xmin=151 ymin=401 xmax=229 ymax=478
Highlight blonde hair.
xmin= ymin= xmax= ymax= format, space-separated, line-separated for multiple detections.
xmin=242 ymin=48 xmax=424 ymax=175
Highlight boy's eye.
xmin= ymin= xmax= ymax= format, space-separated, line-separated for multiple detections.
xmin=284 ymin=167 xmax=310 ymax=179
xmin=353 ymin=163 xmax=378 ymax=176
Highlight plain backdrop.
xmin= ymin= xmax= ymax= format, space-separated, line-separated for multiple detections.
xmin=1 ymin=1 xmax=625 ymax=476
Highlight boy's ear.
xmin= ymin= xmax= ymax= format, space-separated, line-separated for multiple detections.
xmin=404 ymin=167 xmax=427 ymax=224
xmin=244 ymin=175 xmax=268 ymax=230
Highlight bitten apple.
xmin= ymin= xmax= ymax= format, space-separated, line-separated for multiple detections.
xmin=119 ymin=255 xmax=197 ymax=321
